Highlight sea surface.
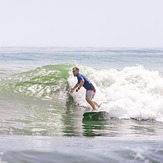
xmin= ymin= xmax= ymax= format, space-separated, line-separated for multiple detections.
xmin=0 ymin=47 xmax=163 ymax=163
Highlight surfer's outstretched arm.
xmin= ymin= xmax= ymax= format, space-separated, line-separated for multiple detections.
xmin=70 ymin=83 xmax=79 ymax=93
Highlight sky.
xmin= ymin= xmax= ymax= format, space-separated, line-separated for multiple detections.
xmin=0 ymin=0 xmax=163 ymax=47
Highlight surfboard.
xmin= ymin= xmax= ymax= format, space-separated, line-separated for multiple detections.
xmin=83 ymin=111 xmax=109 ymax=120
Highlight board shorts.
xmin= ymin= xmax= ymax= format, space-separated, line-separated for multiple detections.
xmin=86 ymin=90 xmax=96 ymax=99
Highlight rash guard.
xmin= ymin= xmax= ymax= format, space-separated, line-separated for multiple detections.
xmin=76 ymin=73 xmax=95 ymax=91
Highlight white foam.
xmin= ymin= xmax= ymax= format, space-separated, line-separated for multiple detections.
xmin=68 ymin=65 xmax=163 ymax=122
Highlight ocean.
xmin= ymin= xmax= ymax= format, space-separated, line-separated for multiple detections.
xmin=0 ymin=47 xmax=163 ymax=163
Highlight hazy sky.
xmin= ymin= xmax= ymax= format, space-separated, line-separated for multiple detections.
xmin=0 ymin=0 xmax=163 ymax=47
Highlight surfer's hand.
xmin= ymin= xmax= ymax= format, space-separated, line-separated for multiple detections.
xmin=76 ymin=87 xmax=80 ymax=92
xmin=70 ymin=88 xmax=74 ymax=93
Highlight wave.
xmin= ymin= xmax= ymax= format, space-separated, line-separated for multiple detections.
xmin=0 ymin=64 xmax=74 ymax=100
xmin=1 ymin=64 xmax=163 ymax=122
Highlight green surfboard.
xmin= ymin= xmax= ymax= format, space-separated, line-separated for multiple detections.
xmin=83 ymin=111 xmax=108 ymax=120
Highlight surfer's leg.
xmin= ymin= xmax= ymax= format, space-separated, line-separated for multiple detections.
xmin=91 ymin=91 xmax=100 ymax=108
xmin=86 ymin=90 xmax=100 ymax=111
xmin=93 ymin=101 xmax=99 ymax=108
xmin=85 ymin=90 xmax=97 ymax=111
xmin=86 ymin=97 xmax=96 ymax=111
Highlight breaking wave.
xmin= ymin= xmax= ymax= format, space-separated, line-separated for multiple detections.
xmin=1 ymin=64 xmax=163 ymax=122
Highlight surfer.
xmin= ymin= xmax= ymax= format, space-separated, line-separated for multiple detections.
xmin=70 ymin=67 xmax=99 ymax=111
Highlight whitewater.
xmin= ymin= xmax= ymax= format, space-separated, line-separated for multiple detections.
xmin=68 ymin=65 xmax=163 ymax=122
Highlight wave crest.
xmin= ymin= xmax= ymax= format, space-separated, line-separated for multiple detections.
xmin=0 ymin=64 xmax=73 ymax=100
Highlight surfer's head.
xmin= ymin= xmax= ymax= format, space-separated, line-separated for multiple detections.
xmin=72 ymin=67 xmax=79 ymax=76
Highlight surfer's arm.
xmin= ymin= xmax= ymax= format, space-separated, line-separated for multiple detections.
xmin=76 ymin=80 xmax=84 ymax=92
xmin=70 ymin=83 xmax=79 ymax=93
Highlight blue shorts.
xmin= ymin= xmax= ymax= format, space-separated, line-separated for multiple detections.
xmin=86 ymin=90 xmax=95 ymax=99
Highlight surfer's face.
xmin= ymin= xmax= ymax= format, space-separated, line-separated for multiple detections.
xmin=72 ymin=68 xmax=79 ymax=76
